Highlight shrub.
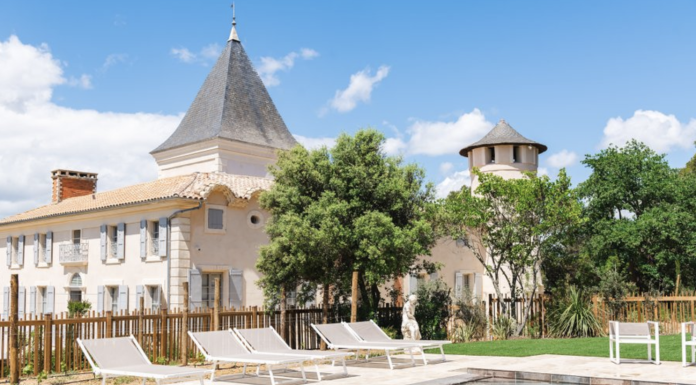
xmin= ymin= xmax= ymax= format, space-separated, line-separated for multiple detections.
xmin=451 ymin=290 xmax=487 ymax=342
xmin=67 ymin=300 xmax=91 ymax=318
xmin=414 ymin=279 xmax=452 ymax=340
xmin=549 ymin=286 xmax=603 ymax=338
xmin=491 ymin=315 xmax=516 ymax=340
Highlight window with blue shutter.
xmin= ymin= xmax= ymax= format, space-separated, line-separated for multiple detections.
xmin=158 ymin=218 xmax=168 ymax=257
xmin=100 ymin=225 xmax=107 ymax=261
xmin=139 ymin=220 xmax=147 ymax=259
xmin=116 ymin=223 xmax=125 ymax=260
xmin=45 ymin=232 xmax=52 ymax=264
xmin=229 ymin=269 xmax=243 ymax=309
xmin=17 ymin=235 xmax=24 ymax=266
xmin=33 ymin=234 xmax=39 ymax=265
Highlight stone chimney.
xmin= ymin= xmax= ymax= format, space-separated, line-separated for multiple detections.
xmin=51 ymin=169 xmax=98 ymax=203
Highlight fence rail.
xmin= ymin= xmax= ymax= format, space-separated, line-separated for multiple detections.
xmin=592 ymin=294 xmax=696 ymax=335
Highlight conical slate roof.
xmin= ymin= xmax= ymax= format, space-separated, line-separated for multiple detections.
xmin=459 ymin=119 xmax=547 ymax=157
xmin=152 ymin=29 xmax=297 ymax=154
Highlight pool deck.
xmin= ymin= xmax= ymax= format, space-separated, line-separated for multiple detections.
xmin=180 ymin=353 xmax=696 ymax=385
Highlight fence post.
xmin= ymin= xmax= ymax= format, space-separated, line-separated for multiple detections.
xmin=139 ymin=296 xmax=144 ymax=346
xmin=10 ymin=274 xmax=19 ymax=384
xmin=160 ymin=309 xmax=168 ymax=361
xmin=182 ymin=282 xmax=189 ymax=365
xmin=252 ymin=306 xmax=258 ymax=329
xmin=213 ymin=278 xmax=220 ymax=331
xmin=106 ymin=311 xmax=113 ymax=337
xmin=351 ymin=271 xmax=359 ymax=322
xmin=44 ymin=314 xmax=52 ymax=375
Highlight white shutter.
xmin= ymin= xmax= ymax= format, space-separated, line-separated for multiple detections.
xmin=117 ymin=223 xmax=125 ymax=260
xmin=139 ymin=220 xmax=147 ymax=258
xmin=18 ymin=287 xmax=25 ymax=319
xmin=45 ymin=286 xmax=55 ymax=314
xmin=158 ymin=218 xmax=168 ymax=257
xmin=229 ymin=269 xmax=243 ymax=309
xmin=97 ymin=286 xmax=105 ymax=314
xmin=473 ymin=273 xmax=482 ymax=300
xmin=17 ymin=235 xmax=24 ymax=266
xmin=117 ymin=285 xmax=128 ymax=313
xmin=188 ymin=269 xmax=202 ymax=310
xmin=45 ymin=232 xmax=52 ymax=264
xmin=33 ymin=234 xmax=39 ymax=265
xmin=30 ymin=287 xmax=36 ymax=316
xmin=5 ymin=237 xmax=10 ymax=267
xmin=100 ymin=225 xmax=107 ymax=261
xmin=455 ymin=272 xmax=463 ymax=299
xmin=136 ymin=285 xmax=144 ymax=310
xmin=2 ymin=287 xmax=8 ymax=320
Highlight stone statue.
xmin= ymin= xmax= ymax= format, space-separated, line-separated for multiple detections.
xmin=401 ymin=294 xmax=421 ymax=340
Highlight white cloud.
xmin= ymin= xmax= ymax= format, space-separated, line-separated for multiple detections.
xmin=600 ymin=110 xmax=696 ymax=153
xmin=404 ymin=108 xmax=494 ymax=156
xmin=200 ymin=43 xmax=222 ymax=60
xmin=382 ymin=137 xmax=407 ymax=156
xmin=546 ymin=149 xmax=578 ymax=168
xmin=102 ymin=53 xmax=129 ymax=71
xmin=439 ymin=162 xmax=454 ymax=174
xmin=67 ymin=74 xmax=93 ymax=89
xmin=435 ymin=170 xmax=471 ymax=198
xmin=330 ymin=66 xmax=390 ymax=113
xmin=171 ymin=44 xmax=222 ymax=65
xmin=171 ymin=47 xmax=196 ymax=63
xmin=257 ymin=48 xmax=319 ymax=87
xmin=537 ymin=167 xmax=549 ymax=176
xmin=294 ymin=135 xmax=336 ymax=150
xmin=0 ymin=35 xmax=181 ymax=220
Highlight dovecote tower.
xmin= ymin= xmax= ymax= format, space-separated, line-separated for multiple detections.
xmin=459 ymin=119 xmax=547 ymax=192
xmin=151 ymin=15 xmax=297 ymax=178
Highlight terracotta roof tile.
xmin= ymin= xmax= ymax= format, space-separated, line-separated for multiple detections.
xmin=0 ymin=172 xmax=273 ymax=226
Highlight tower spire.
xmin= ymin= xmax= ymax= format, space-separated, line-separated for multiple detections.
xmin=229 ymin=3 xmax=240 ymax=42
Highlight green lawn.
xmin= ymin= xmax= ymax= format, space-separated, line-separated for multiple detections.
xmin=437 ymin=334 xmax=687 ymax=362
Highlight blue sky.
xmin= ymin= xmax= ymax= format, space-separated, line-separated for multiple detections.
xmin=0 ymin=1 xmax=695 ymax=218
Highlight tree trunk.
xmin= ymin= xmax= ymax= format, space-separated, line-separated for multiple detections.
xmin=350 ymin=270 xmax=359 ymax=322
xmin=321 ymin=284 xmax=330 ymax=350
xmin=280 ymin=287 xmax=287 ymax=341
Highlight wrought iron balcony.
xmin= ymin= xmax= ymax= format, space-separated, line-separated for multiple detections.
xmin=59 ymin=243 xmax=89 ymax=265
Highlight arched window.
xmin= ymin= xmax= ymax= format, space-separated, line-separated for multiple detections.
xmin=70 ymin=274 xmax=82 ymax=287
xmin=69 ymin=274 xmax=83 ymax=302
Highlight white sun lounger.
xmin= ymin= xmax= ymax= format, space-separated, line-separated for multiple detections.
xmin=77 ymin=335 xmax=212 ymax=385
xmin=234 ymin=326 xmax=353 ymax=381
xmin=188 ymin=329 xmax=308 ymax=385
xmin=344 ymin=320 xmax=450 ymax=365
xmin=311 ymin=322 xmax=417 ymax=370
xmin=609 ymin=321 xmax=660 ymax=365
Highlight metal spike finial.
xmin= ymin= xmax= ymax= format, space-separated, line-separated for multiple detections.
xmin=232 ymin=3 xmax=236 ymax=27
xmin=229 ymin=2 xmax=240 ymax=42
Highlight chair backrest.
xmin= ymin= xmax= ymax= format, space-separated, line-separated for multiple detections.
xmin=235 ymin=327 xmax=290 ymax=352
xmin=610 ymin=322 xmax=650 ymax=337
xmin=80 ymin=336 xmax=150 ymax=369
xmin=190 ymin=330 xmax=250 ymax=357
xmin=312 ymin=323 xmax=361 ymax=346
xmin=346 ymin=321 xmax=390 ymax=342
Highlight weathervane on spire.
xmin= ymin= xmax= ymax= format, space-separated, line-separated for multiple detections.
xmin=229 ymin=2 xmax=240 ymax=42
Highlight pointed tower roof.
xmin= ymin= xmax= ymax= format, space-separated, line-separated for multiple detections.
xmin=459 ymin=119 xmax=547 ymax=157
xmin=152 ymin=19 xmax=296 ymax=154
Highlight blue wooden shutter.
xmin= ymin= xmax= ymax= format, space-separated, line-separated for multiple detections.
xmin=139 ymin=220 xmax=147 ymax=259
xmin=33 ymin=234 xmax=39 ymax=265
xmin=229 ymin=269 xmax=243 ymax=309
xmin=97 ymin=286 xmax=105 ymax=314
xmin=17 ymin=235 xmax=24 ymax=266
xmin=45 ymin=232 xmax=52 ymax=264
xmin=100 ymin=225 xmax=107 ymax=261
xmin=2 ymin=287 xmax=8 ymax=320
xmin=30 ymin=287 xmax=36 ymax=316
xmin=455 ymin=272 xmax=463 ymax=299
xmin=117 ymin=223 xmax=125 ymax=260
xmin=136 ymin=285 xmax=144 ymax=310
xmin=409 ymin=274 xmax=418 ymax=295
xmin=473 ymin=273 xmax=482 ymax=299
xmin=117 ymin=285 xmax=128 ymax=313
xmin=18 ymin=287 xmax=25 ymax=319
xmin=6 ymin=237 xmax=11 ymax=266
xmin=45 ymin=286 xmax=55 ymax=314
xmin=188 ymin=269 xmax=202 ymax=310
xmin=158 ymin=218 xmax=168 ymax=257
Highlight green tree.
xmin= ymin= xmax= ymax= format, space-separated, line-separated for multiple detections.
xmin=578 ymin=140 xmax=696 ymax=292
xmin=440 ymin=168 xmax=582 ymax=335
xmin=257 ymin=129 xmax=436 ymax=319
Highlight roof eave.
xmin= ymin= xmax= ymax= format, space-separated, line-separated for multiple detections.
xmin=459 ymin=142 xmax=548 ymax=157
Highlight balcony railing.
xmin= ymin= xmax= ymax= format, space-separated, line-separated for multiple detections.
xmin=151 ymin=238 xmax=160 ymax=255
xmin=59 ymin=243 xmax=89 ymax=265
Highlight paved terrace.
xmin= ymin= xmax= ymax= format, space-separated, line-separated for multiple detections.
xmin=170 ymin=353 xmax=696 ymax=385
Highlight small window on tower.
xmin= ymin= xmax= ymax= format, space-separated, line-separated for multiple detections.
xmin=205 ymin=205 xmax=226 ymax=233
xmin=488 ymin=147 xmax=496 ymax=164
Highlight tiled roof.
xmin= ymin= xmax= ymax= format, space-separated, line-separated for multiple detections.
xmin=151 ymin=36 xmax=297 ymax=154
xmin=0 ymin=172 xmax=273 ymax=226
xmin=459 ymin=119 xmax=548 ymax=156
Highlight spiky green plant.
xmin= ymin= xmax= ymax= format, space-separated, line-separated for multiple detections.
xmin=549 ymin=286 xmax=603 ymax=338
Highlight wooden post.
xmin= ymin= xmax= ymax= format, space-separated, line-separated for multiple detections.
xmin=181 ymin=282 xmax=189 ymax=365
xmin=44 ymin=314 xmax=52 ymax=375
xmin=351 ymin=270 xmax=359 ymax=323
xmin=280 ymin=287 xmax=287 ymax=341
xmin=10 ymin=274 xmax=19 ymax=384
xmin=106 ymin=311 xmax=113 ymax=338
xmin=139 ymin=296 xmax=145 ymax=345
xmin=540 ymin=294 xmax=546 ymax=338
xmin=160 ymin=309 xmax=168 ymax=361
xmin=252 ymin=306 xmax=258 ymax=329
xmin=213 ymin=278 xmax=220 ymax=331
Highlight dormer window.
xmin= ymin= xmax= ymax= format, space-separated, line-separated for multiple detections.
xmin=513 ymin=146 xmax=519 ymax=163
xmin=488 ymin=147 xmax=496 ymax=164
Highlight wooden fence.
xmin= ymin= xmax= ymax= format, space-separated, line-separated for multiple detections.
xmin=592 ymin=294 xmax=696 ymax=335
xmin=0 ymin=304 xmax=402 ymax=380
xmin=485 ymin=294 xmax=548 ymax=337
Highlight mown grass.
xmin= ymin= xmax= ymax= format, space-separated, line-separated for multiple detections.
xmin=437 ymin=334 xmax=686 ymax=362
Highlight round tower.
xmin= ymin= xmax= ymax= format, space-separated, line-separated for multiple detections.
xmin=459 ymin=119 xmax=547 ymax=192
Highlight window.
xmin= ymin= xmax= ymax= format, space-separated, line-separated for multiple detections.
xmin=39 ymin=234 xmax=47 ymax=261
xmin=208 ymin=209 xmax=224 ymax=230
xmin=148 ymin=286 xmax=161 ymax=312
xmin=149 ymin=221 xmax=160 ymax=255
xmin=109 ymin=226 xmax=118 ymax=258
xmin=11 ymin=237 xmax=18 ymax=264
xmin=488 ymin=147 xmax=496 ymax=164
xmin=513 ymin=146 xmax=519 ymax=163
xmin=110 ymin=287 xmax=119 ymax=313
xmin=69 ymin=274 xmax=82 ymax=302
xmin=201 ymin=273 xmax=223 ymax=309
xmin=73 ymin=230 xmax=81 ymax=245
xmin=39 ymin=287 xmax=47 ymax=314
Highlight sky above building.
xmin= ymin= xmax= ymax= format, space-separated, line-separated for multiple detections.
xmin=0 ymin=1 xmax=695 ymax=219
